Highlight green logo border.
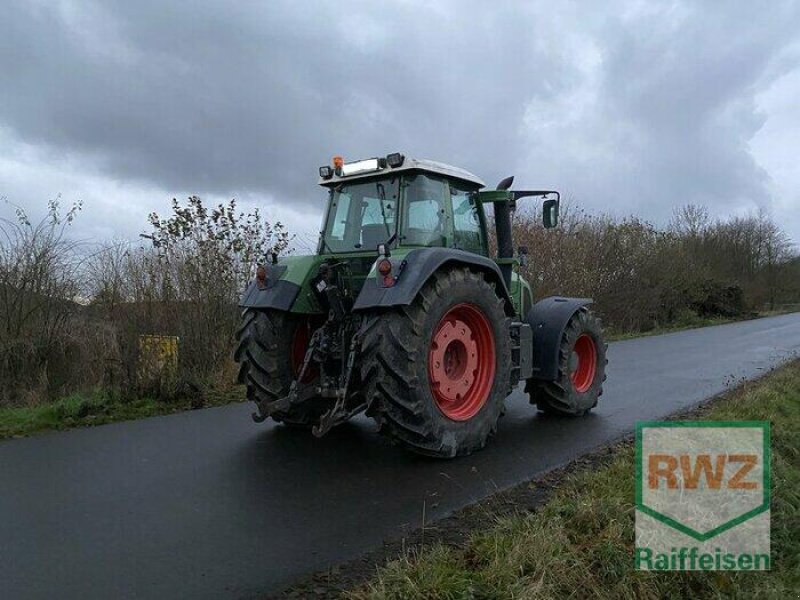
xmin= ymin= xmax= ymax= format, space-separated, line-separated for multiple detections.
xmin=635 ymin=421 xmax=770 ymax=541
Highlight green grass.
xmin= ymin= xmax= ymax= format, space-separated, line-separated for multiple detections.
xmin=351 ymin=361 xmax=800 ymax=599
xmin=0 ymin=388 xmax=241 ymax=439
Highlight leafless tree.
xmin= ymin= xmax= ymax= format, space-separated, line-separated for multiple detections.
xmin=0 ymin=198 xmax=90 ymax=404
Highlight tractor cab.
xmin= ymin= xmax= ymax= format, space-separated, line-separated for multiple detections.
xmin=314 ymin=153 xmax=560 ymax=317
xmin=317 ymin=154 xmax=488 ymax=256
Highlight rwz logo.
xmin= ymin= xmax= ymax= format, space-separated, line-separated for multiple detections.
xmin=635 ymin=421 xmax=770 ymax=571
xmin=647 ymin=453 xmax=759 ymax=490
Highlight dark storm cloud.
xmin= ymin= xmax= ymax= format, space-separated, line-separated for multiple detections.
xmin=517 ymin=2 xmax=800 ymax=224
xmin=0 ymin=1 xmax=577 ymax=203
xmin=1 ymin=1 xmax=799 ymax=235
xmin=598 ymin=2 xmax=799 ymax=206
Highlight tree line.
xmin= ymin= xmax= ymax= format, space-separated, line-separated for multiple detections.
xmin=0 ymin=196 xmax=797 ymax=407
xmin=513 ymin=202 xmax=798 ymax=332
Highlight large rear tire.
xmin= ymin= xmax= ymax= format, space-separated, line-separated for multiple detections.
xmin=360 ymin=268 xmax=512 ymax=458
xmin=235 ymin=309 xmax=327 ymax=427
xmin=526 ymin=307 xmax=607 ymax=416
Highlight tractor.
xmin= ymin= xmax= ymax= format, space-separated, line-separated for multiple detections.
xmin=235 ymin=153 xmax=607 ymax=458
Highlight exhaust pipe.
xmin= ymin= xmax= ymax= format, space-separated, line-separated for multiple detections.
xmin=495 ymin=176 xmax=514 ymax=289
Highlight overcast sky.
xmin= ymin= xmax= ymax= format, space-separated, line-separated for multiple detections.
xmin=2 ymin=1 xmax=799 ymax=249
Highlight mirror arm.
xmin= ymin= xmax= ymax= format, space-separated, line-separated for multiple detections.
xmin=510 ymin=190 xmax=560 ymax=202
xmin=472 ymin=190 xmax=560 ymax=206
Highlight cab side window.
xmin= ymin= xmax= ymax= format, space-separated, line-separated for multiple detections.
xmin=407 ymin=199 xmax=440 ymax=230
xmin=450 ymin=185 xmax=483 ymax=253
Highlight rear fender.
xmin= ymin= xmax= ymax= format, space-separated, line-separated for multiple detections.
xmin=353 ymin=248 xmax=515 ymax=316
xmin=238 ymin=255 xmax=325 ymax=313
xmin=239 ymin=281 xmax=301 ymax=312
xmin=238 ymin=266 xmax=300 ymax=312
xmin=526 ymin=296 xmax=593 ymax=380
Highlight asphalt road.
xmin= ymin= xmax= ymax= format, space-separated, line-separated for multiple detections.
xmin=2 ymin=313 xmax=800 ymax=599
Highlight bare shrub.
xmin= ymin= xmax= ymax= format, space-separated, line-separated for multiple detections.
xmin=84 ymin=197 xmax=292 ymax=399
xmin=512 ymin=201 xmax=797 ymax=332
xmin=0 ymin=199 xmax=103 ymax=405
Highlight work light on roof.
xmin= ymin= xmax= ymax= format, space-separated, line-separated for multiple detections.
xmin=340 ymin=158 xmax=382 ymax=177
xmin=386 ymin=152 xmax=405 ymax=168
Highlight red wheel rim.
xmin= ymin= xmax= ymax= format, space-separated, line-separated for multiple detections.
xmin=291 ymin=321 xmax=316 ymax=383
xmin=428 ymin=303 xmax=496 ymax=421
xmin=570 ymin=333 xmax=597 ymax=393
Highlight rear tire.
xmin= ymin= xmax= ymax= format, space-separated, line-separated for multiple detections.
xmin=526 ymin=307 xmax=607 ymax=416
xmin=235 ymin=309 xmax=327 ymax=427
xmin=360 ymin=268 xmax=512 ymax=458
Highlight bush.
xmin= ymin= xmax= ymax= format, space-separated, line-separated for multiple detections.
xmin=691 ymin=281 xmax=747 ymax=318
xmin=0 ymin=197 xmax=289 ymax=407
xmin=0 ymin=199 xmax=108 ymax=405
xmin=91 ymin=196 xmax=292 ymax=398
xmin=512 ymin=201 xmax=797 ymax=332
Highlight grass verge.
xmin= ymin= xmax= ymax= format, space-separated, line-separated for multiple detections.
xmin=0 ymin=387 xmax=242 ymax=439
xmin=348 ymin=360 xmax=800 ymax=599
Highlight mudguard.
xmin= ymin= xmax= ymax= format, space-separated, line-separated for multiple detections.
xmin=526 ymin=296 xmax=593 ymax=381
xmin=238 ymin=265 xmax=301 ymax=312
xmin=353 ymin=248 xmax=515 ymax=315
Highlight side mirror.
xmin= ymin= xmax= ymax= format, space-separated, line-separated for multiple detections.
xmin=543 ymin=198 xmax=559 ymax=228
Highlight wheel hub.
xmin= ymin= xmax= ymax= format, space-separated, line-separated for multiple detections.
xmin=428 ymin=303 xmax=496 ymax=421
xmin=429 ymin=318 xmax=479 ymax=402
xmin=570 ymin=333 xmax=597 ymax=393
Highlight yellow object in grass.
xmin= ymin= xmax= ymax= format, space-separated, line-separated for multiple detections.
xmin=138 ymin=335 xmax=179 ymax=385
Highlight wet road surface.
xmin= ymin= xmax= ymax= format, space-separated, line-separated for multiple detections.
xmin=2 ymin=313 xmax=799 ymax=599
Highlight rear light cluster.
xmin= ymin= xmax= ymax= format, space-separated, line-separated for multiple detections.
xmin=256 ymin=265 xmax=268 ymax=289
xmin=378 ymin=259 xmax=394 ymax=287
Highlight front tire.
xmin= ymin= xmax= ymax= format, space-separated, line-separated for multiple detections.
xmin=526 ymin=307 xmax=607 ymax=416
xmin=360 ymin=268 xmax=512 ymax=458
xmin=235 ymin=309 xmax=327 ymax=427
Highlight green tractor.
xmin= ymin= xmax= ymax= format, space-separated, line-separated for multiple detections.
xmin=235 ymin=153 xmax=607 ymax=458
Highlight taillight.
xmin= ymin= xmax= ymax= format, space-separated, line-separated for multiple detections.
xmin=377 ymin=259 xmax=395 ymax=287
xmin=256 ymin=265 xmax=268 ymax=289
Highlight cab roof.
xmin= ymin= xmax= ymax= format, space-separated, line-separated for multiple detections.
xmin=318 ymin=156 xmax=486 ymax=189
